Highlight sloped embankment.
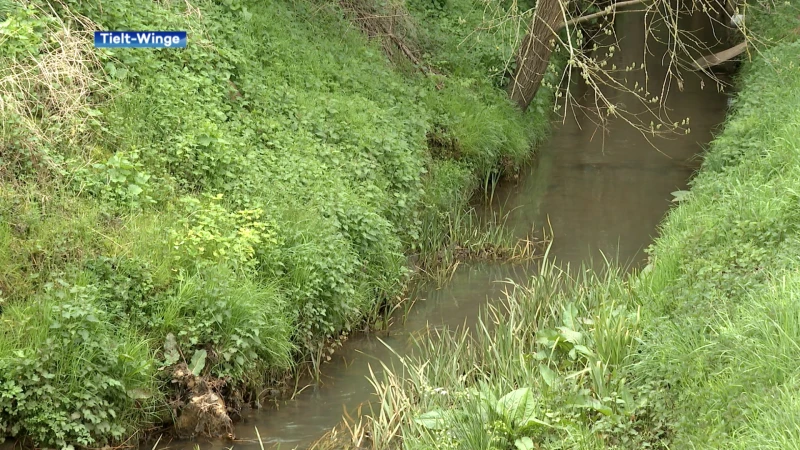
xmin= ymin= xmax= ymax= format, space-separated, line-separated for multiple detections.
xmin=632 ymin=5 xmax=800 ymax=447
xmin=0 ymin=0 xmax=556 ymax=447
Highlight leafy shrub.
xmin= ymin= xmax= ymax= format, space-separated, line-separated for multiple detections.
xmin=0 ymin=3 xmax=50 ymax=60
xmin=85 ymin=151 xmax=156 ymax=210
xmin=84 ymin=255 xmax=157 ymax=328
xmin=0 ymin=284 xmax=157 ymax=448
xmin=264 ymin=206 xmax=368 ymax=342
xmin=330 ymin=190 xmax=408 ymax=299
xmin=168 ymin=194 xmax=280 ymax=273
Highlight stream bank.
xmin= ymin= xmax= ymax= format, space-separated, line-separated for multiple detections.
xmin=0 ymin=0 xmax=555 ymax=447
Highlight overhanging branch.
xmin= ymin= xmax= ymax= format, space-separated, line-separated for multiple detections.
xmin=561 ymin=0 xmax=652 ymax=29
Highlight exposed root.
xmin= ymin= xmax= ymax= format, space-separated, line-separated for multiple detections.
xmin=170 ymin=364 xmax=235 ymax=440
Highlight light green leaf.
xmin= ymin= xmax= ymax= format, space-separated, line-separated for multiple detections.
xmin=189 ymin=349 xmax=207 ymax=376
xmin=557 ymin=326 xmax=583 ymax=344
xmin=127 ymin=184 xmax=143 ymax=196
xmin=163 ymin=333 xmax=180 ymax=366
xmin=126 ymin=388 xmax=152 ymax=400
xmin=539 ymin=363 xmax=557 ymax=387
xmin=515 ymin=437 xmax=535 ymax=450
xmin=108 ymin=169 xmax=127 ymax=183
xmin=562 ymin=303 xmax=579 ymax=330
xmin=671 ymin=190 xmax=690 ymax=202
xmin=496 ymin=388 xmax=536 ymax=425
xmin=536 ymin=328 xmax=560 ymax=347
xmin=197 ymin=135 xmax=213 ymax=146
xmin=414 ymin=410 xmax=448 ymax=430
xmin=568 ymin=395 xmax=613 ymax=416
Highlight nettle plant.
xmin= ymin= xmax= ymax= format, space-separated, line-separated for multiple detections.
xmin=88 ymin=151 xmax=155 ymax=209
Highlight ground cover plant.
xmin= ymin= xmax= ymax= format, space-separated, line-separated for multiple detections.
xmin=0 ymin=0 xmax=558 ymax=446
xmin=317 ymin=2 xmax=800 ymax=449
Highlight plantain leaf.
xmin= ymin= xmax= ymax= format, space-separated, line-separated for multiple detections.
xmin=414 ymin=410 xmax=448 ymax=430
xmin=515 ymin=437 xmax=535 ymax=450
xmin=539 ymin=363 xmax=557 ymax=387
xmin=496 ymin=388 xmax=536 ymax=426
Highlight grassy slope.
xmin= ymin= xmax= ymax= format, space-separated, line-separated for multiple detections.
xmin=634 ymin=4 xmax=800 ymax=447
xmin=353 ymin=3 xmax=800 ymax=450
xmin=0 ymin=0 xmax=555 ymax=447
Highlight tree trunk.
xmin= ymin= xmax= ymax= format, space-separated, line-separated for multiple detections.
xmin=507 ymin=0 xmax=564 ymax=111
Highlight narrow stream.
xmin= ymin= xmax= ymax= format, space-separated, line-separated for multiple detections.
xmin=168 ymin=7 xmax=730 ymax=450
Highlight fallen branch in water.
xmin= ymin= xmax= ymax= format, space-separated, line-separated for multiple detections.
xmin=692 ymin=41 xmax=748 ymax=70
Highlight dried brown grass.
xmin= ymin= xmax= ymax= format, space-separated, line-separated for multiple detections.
xmin=0 ymin=5 xmax=109 ymax=181
xmin=336 ymin=0 xmax=437 ymax=74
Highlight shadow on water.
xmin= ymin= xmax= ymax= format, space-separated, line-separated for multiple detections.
xmin=151 ymin=7 xmax=731 ymax=450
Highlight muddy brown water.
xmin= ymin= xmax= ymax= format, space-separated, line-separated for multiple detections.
xmin=0 ymin=8 xmax=733 ymax=450
xmin=160 ymin=8 xmax=732 ymax=450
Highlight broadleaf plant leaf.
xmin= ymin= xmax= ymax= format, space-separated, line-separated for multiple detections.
xmin=163 ymin=333 xmax=180 ymax=366
xmin=539 ymin=363 xmax=557 ymax=387
xmin=496 ymin=388 xmax=537 ymax=426
xmin=189 ymin=349 xmax=207 ymax=376
xmin=414 ymin=410 xmax=448 ymax=430
xmin=515 ymin=437 xmax=535 ymax=450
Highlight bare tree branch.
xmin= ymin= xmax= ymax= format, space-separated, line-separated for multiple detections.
xmin=562 ymin=0 xmax=653 ymax=28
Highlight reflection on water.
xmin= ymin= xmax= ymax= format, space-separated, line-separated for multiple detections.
xmin=491 ymin=9 xmax=730 ymax=271
xmin=154 ymin=8 xmax=730 ymax=450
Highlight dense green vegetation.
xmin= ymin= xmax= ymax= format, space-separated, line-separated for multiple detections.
xmin=633 ymin=5 xmax=800 ymax=446
xmin=0 ymin=0 xmax=558 ymax=446
xmin=351 ymin=3 xmax=800 ymax=449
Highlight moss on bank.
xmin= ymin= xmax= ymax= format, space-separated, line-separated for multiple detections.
xmin=338 ymin=3 xmax=800 ymax=450
xmin=0 ymin=0 xmax=557 ymax=447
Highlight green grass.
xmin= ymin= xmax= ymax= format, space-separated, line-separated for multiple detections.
xmin=0 ymin=0 xmax=556 ymax=446
xmin=321 ymin=260 xmax=646 ymax=450
xmin=630 ymin=3 xmax=800 ymax=447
